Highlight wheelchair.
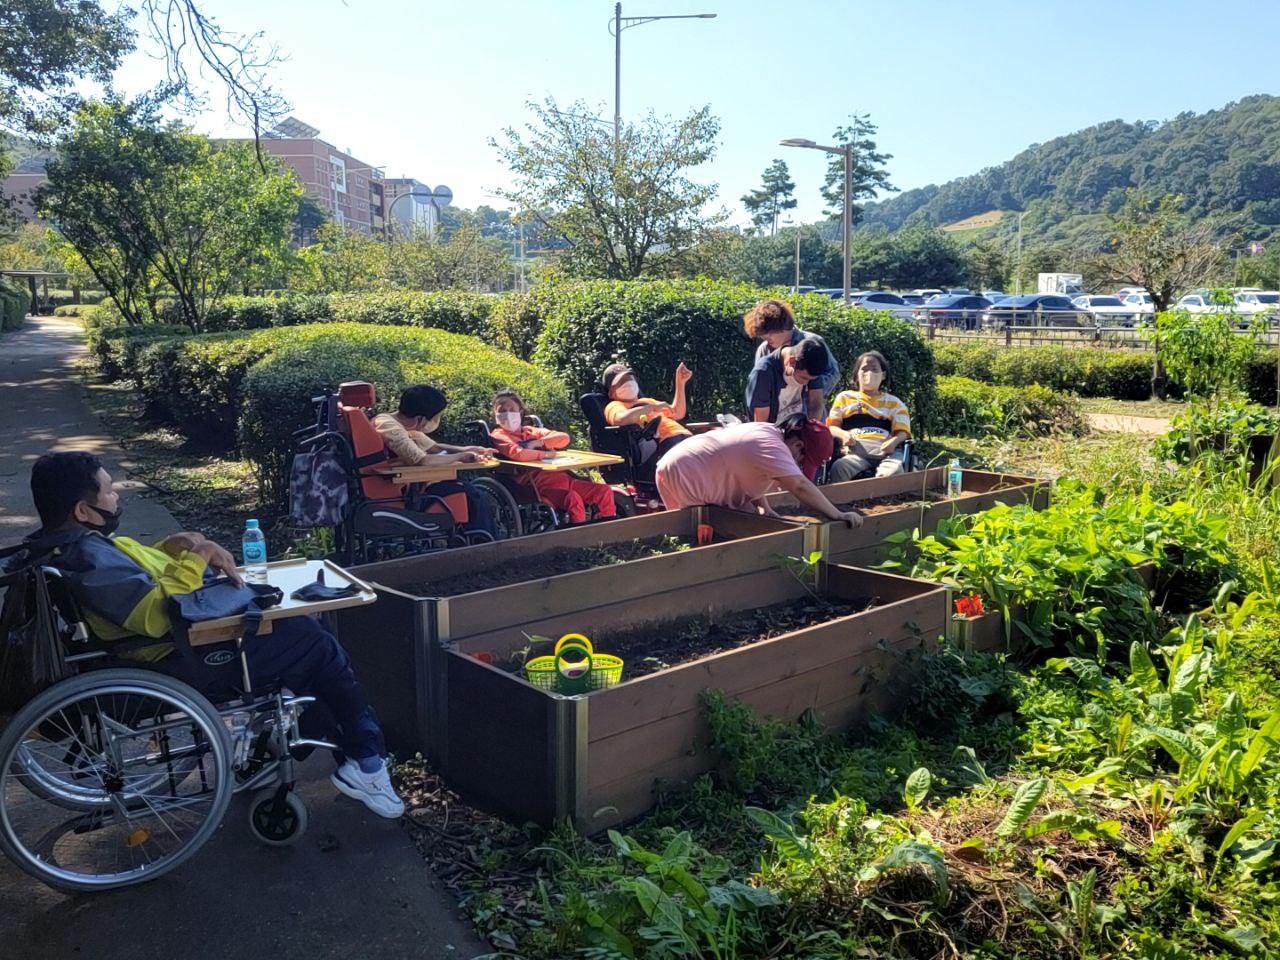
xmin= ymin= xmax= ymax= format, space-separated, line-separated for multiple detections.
xmin=0 ymin=548 xmax=334 ymax=892
xmin=465 ymin=417 xmax=561 ymax=535
xmin=292 ymin=382 xmax=516 ymax=561
xmin=816 ymin=438 xmax=917 ymax=484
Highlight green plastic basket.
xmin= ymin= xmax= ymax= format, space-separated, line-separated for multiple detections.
xmin=524 ymin=634 xmax=624 ymax=693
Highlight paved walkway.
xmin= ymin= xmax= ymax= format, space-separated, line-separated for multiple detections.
xmin=1085 ymin=412 xmax=1171 ymax=435
xmin=0 ymin=315 xmax=484 ymax=959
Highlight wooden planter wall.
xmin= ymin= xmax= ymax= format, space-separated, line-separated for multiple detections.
xmin=443 ymin=563 xmax=946 ymax=832
xmin=762 ymin=467 xmax=1049 ymax=569
xmin=334 ymin=506 xmax=802 ymax=761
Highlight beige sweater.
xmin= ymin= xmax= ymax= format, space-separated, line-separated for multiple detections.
xmin=373 ymin=413 xmax=438 ymax=466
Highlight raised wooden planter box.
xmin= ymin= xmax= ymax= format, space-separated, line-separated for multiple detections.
xmin=332 ymin=506 xmax=803 ymax=760
xmin=440 ymin=563 xmax=946 ymax=831
xmin=762 ymin=467 xmax=1049 ymax=568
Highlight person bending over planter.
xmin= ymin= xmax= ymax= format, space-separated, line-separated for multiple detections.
xmin=746 ymin=335 xmax=830 ymax=424
xmin=656 ymin=414 xmax=864 ymax=527
xmin=826 ymin=350 xmax=912 ymax=482
xmin=601 ymin=361 xmax=693 ymax=480
xmin=373 ymin=384 xmax=497 ymax=538
xmin=490 ymin=389 xmax=617 ymax=525
xmin=745 ymin=298 xmax=839 ymax=418
xmin=14 ymin=452 xmax=404 ymax=818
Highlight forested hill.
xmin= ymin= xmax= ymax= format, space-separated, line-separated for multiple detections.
xmin=859 ymin=95 xmax=1280 ymax=239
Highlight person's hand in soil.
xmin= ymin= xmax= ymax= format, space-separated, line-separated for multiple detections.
xmin=838 ymin=510 xmax=865 ymax=529
xmin=752 ymin=497 xmax=781 ymax=519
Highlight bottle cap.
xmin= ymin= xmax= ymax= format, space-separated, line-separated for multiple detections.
xmin=246 ymin=519 xmax=259 ymax=529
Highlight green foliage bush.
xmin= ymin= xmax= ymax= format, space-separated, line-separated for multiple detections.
xmin=1245 ymin=350 xmax=1279 ymax=406
xmin=934 ymin=376 xmax=1084 ymax=438
xmin=0 ymin=279 xmax=31 ymax=331
xmin=239 ymin=324 xmax=572 ymax=509
xmin=531 ymin=279 xmax=937 ymax=432
xmin=327 ymin=290 xmax=494 ymax=338
xmin=87 ymin=324 xmax=190 ymax=381
xmin=931 ymin=342 xmax=1155 ymax=400
xmin=52 ymin=304 xmax=99 ymax=319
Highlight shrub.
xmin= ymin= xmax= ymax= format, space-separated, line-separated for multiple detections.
xmin=531 ymin=279 xmax=937 ymax=433
xmin=87 ymin=324 xmax=190 ymax=381
xmin=0 ymin=279 xmax=31 ymax=332
xmin=53 ymin=304 xmax=99 ymax=319
xmin=238 ymin=324 xmax=572 ymax=510
xmin=931 ymin=343 xmax=1154 ymax=400
xmin=328 ymin=290 xmax=494 ymax=338
xmin=934 ymin=376 xmax=1085 ymax=438
xmin=132 ymin=330 xmax=281 ymax=445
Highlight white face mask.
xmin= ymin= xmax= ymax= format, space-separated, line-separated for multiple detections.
xmin=496 ymin=411 xmax=522 ymax=431
xmin=615 ymin=381 xmax=640 ymax=401
xmin=859 ymin=366 xmax=885 ymax=393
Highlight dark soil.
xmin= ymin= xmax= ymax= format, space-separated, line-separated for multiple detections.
xmin=777 ymin=489 xmax=959 ymax=523
xmin=408 ymin=534 xmax=700 ymax=597
xmin=508 ymin=596 xmax=876 ymax=682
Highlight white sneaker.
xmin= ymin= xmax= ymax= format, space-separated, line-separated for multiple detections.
xmin=331 ymin=759 xmax=405 ymax=819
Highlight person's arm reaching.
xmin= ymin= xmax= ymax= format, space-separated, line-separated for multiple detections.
xmin=774 ymin=474 xmax=864 ymax=528
xmin=806 ymin=388 xmax=825 ymax=421
xmin=375 ymin=418 xmax=431 ymax=466
xmin=750 ymin=496 xmax=782 ymax=518
xmin=606 ymin=401 xmax=673 ymax=427
xmin=491 ymin=428 xmax=549 ymax=462
xmin=670 ymin=363 xmax=692 ymax=421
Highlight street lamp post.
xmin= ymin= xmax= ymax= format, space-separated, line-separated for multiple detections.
xmin=1015 ymin=211 xmax=1028 ymax=295
xmin=386 ymin=190 xmax=429 ymax=240
xmin=781 ymin=138 xmax=853 ymax=305
xmin=611 ymin=3 xmax=717 ymax=152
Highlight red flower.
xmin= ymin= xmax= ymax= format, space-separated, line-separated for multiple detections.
xmin=954 ymin=594 xmax=985 ymax=618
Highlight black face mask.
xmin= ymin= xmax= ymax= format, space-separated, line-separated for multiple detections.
xmin=83 ymin=503 xmax=123 ymax=537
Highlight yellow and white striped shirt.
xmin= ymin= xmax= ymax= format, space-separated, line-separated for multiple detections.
xmin=826 ymin=389 xmax=911 ymax=441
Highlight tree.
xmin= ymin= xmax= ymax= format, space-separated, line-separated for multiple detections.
xmin=388 ymin=225 xmax=513 ymax=292
xmin=820 ymin=112 xmax=896 ymax=224
xmin=0 ymin=0 xmax=133 ymax=153
xmin=293 ymin=223 xmax=385 ymax=294
xmin=883 ymin=225 xmax=968 ymax=289
xmin=963 ymin=236 xmax=1011 ymax=290
xmin=1100 ymin=192 xmax=1224 ymax=313
xmin=491 ymin=97 xmax=724 ymax=279
xmin=39 ymin=98 xmax=301 ymax=330
xmin=741 ymin=159 xmax=797 ymax=236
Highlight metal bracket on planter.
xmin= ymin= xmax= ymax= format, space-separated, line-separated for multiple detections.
xmin=550 ymin=694 xmax=589 ymax=827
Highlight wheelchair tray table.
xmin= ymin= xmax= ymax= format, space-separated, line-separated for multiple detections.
xmin=372 ymin=459 xmax=499 ymax=485
xmin=187 ymin=559 xmax=377 ymax=646
xmin=498 ymin=449 xmax=625 ymax=473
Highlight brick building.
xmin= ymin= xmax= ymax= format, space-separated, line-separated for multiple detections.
xmin=258 ymin=118 xmax=385 ymax=235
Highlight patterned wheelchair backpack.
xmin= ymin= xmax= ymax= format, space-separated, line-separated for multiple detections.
xmin=288 ymin=448 xmax=349 ymax=528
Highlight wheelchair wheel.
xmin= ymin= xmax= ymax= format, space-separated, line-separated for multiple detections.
xmin=0 ymin=669 xmax=233 ymax=892
xmin=247 ymin=788 xmax=308 ymax=847
xmin=472 ymin=477 xmax=523 ymax=540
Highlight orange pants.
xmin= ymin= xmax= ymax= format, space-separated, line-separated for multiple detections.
xmin=522 ymin=472 xmax=617 ymax=524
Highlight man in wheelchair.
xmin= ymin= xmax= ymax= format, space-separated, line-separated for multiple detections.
xmin=16 ymin=452 xmax=404 ymax=819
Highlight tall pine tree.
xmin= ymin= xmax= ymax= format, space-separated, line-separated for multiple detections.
xmin=741 ymin=158 xmax=797 ymax=235
xmin=820 ymin=113 xmax=896 ymax=224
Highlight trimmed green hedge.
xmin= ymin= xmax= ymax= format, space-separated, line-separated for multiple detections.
xmin=0 ymin=280 xmax=31 ymax=332
xmin=53 ymin=304 xmax=99 ymax=319
xmin=87 ymin=324 xmax=191 ymax=381
xmin=934 ymin=376 xmax=1085 ymax=438
xmin=239 ymin=325 xmax=573 ymax=509
xmin=931 ymin=340 xmax=1280 ymax=405
xmin=530 ymin=279 xmax=938 ymax=434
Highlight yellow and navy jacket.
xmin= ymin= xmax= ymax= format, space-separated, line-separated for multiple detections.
xmin=826 ymin=389 xmax=912 ymax=442
xmin=34 ymin=528 xmax=209 ymax=659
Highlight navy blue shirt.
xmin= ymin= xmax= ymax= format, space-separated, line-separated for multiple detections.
xmin=752 ymin=328 xmax=840 ymax=397
xmin=746 ymin=350 xmax=814 ymax=423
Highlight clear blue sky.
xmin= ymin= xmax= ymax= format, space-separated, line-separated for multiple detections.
xmin=109 ymin=0 xmax=1280 ymax=225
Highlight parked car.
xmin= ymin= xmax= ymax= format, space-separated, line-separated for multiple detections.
xmin=849 ymin=291 xmax=916 ymax=319
xmin=1174 ymin=293 xmax=1224 ymax=314
xmin=982 ymin=294 xmax=1092 ymax=326
xmin=911 ymin=288 xmax=945 ymax=300
xmin=1072 ymin=294 xmax=1138 ymax=325
xmin=900 ymin=293 xmax=927 ymax=306
xmin=1233 ymin=292 xmax=1275 ymax=317
xmin=912 ymin=294 xmax=992 ymax=329
xmin=981 ymin=290 xmax=1005 ymax=300
xmin=1115 ymin=287 xmax=1148 ymax=299
xmin=790 ymin=285 xmax=817 ymax=295
xmin=1121 ymin=292 xmax=1155 ymax=317
xmin=812 ymin=288 xmax=847 ymax=299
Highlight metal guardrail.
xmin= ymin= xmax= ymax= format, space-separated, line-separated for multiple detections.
xmin=922 ymin=320 xmax=1280 ymax=350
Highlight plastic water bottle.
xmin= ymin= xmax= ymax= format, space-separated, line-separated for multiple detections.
xmin=241 ymin=519 xmax=267 ymax=582
xmin=947 ymin=459 xmax=963 ymax=498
